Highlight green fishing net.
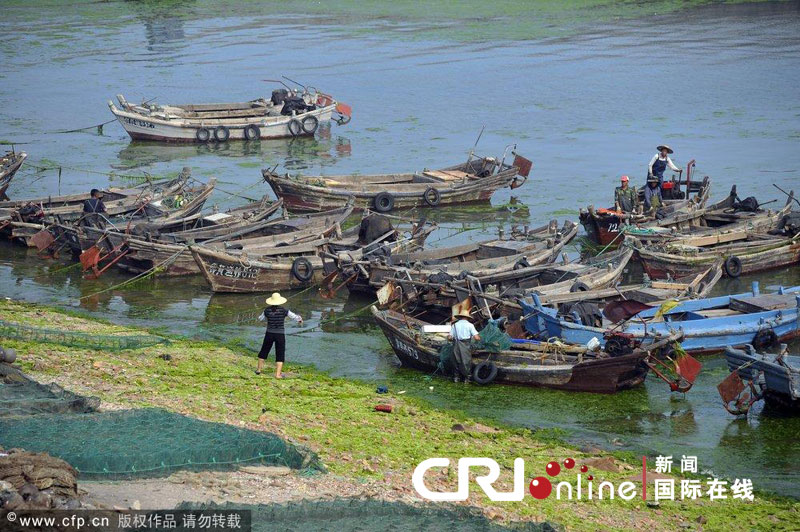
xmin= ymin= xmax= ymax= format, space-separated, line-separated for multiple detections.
xmin=0 ymin=364 xmax=99 ymax=418
xmin=179 ymin=499 xmax=561 ymax=531
xmin=0 ymin=407 xmax=324 ymax=479
xmin=0 ymin=319 xmax=170 ymax=351
xmin=477 ymin=320 xmax=513 ymax=352
xmin=437 ymin=320 xmax=512 ymax=372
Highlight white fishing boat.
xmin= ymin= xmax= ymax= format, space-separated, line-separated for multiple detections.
xmin=108 ymin=85 xmax=350 ymax=143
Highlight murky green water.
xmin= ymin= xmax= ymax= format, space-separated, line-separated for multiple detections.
xmin=1 ymin=0 xmax=799 ymax=497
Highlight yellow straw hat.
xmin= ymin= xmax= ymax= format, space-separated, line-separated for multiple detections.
xmin=265 ymin=292 xmax=287 ymax=306
xmin=656 ymin=144 xmax=673 ymax=154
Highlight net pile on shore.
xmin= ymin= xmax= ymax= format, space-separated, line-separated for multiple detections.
xmin=0 ymin=408 xmax=324 ymax=480
xmin=0 ymin=363 xmax=99 ymax=417
xmin=178 ymin=499 xmax=560 ymax=531
xmin=0 ymin=319 xmax=170 ymax=351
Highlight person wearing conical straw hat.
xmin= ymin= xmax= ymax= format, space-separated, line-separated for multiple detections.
xmin=256 ymin=292 xmax=302 ymax=378
xmin=447 ymin=310 xmax=481 ymax=384
xmin=647 ymin=144 xmax=681 ymax=187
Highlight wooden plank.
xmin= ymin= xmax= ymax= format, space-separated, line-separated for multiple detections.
xmin=422 ymin=170 xmax=470 ymax=181
xmin=730 ymin=293 xmax=799 ymax=313
xmin=678 ymin=230 xmax=749 ymax=247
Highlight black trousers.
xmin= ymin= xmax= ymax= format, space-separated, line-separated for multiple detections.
xmin=258 ymin=331 xmax=286 ymax=362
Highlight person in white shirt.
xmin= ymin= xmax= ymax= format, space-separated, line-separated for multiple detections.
xmin=448 ymin=311 xmax=481 ymax=383
xmin=647 ymin=145 xmax=681 ymax=186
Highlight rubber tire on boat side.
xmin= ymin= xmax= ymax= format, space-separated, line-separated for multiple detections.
xmin=288 ymin=119 xmax=303 ymax=137
xmin=570 ymin=281 xmax=590 ymax=292
xmin=423 ymin=187 xmax=441 ymax=207
xmin=472 ymin=361 xmax=498 ymax=385
xmin=214 ymin=126 xmax=230 ymax=142
xmin=196 ymin=128 xmax=211 ymax=143
xmin=291 ymin=257 xmax=314 ymax=282
xmin=244 ymin=124 xmax=260 ymax=141
xmin=373 ymin=192 xmax=395 ymax=213
xmin=752 ymin=329 xmax=778 ymax=350
xmin=301 ymin=115 xmax=319 ymax=134
xmin=723 ymin=255 xmax=742 ymax=278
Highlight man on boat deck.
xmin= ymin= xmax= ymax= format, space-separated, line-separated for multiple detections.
xmin=448 ymin=311 xmax=481 ymax=384
xmin=614 ymin=175 xmax=637 ymax=213
xmin=81 ymin=189 xmax=107 ymax=227
xmin=647 ymin=144 xmax=681 ymax=186
xmin=257 ymin=292 xmax=303 ymax=378
xmin=644 ymin=176 xmax=663 ymax=212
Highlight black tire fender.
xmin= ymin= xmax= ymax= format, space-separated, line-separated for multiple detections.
xmin=213 ymin=125 xmax=230 ymax=142
xmin=301 ymin=115 xmax=319 ymax=134
xmin=752 ymin=329 xmax=778 ymax=351
xmin=373 ymin=192 xmax=395 ymax=213
xmin=472 ymin=361 xmax=498 ymax=385
xmin=724 ymin=255 xmax=742 ymax=278
xmin=570 ymin=281 xmax=590 ymax=292
xmin=288 ymin=119 xmax=303 ymax=137
xmin=195 ymin=128 xmax=211 ymax=143
xmin=291 ymin=257 xmax=314 ymax=282
xmin=423 ymin=187 xmax=441 ymax=207
xmin=244 ymin=124 xmax=260 ymax=140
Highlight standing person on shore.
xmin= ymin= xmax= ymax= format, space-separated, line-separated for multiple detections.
xmin=256 ymin=292 xmax=302 ymax=378
xmin=448 ymin=311 xmax=481 ymax=384
xmin=647 ymin=144 xmax=681 ymax=186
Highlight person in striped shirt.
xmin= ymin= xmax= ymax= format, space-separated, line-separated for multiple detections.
xmin=256 ymin=292 xmax=303 ymax=378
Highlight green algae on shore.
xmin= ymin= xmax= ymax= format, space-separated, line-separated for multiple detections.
xmin=1 ymin=299 xmax=797 ymax=531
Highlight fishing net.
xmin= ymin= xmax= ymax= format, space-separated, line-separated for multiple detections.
xmin=437 ymin=321 xmax=512 ymax=373
xmin=477 ymin=320 xmax=513 ymax=352
xmin=0 ymin=408 xmax=324 ymax=480
xmin=0 ymin=364 xmax=99 ymax=418
xmin=178 ymin=499 xmax=560 ymax=531
xmin=0 ymin=319 xmax=170 ymax=351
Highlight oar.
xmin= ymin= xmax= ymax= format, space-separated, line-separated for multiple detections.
xmin=773 ymin=183 xmax=800 ymax=208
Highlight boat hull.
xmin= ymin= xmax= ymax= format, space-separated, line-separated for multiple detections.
xmin=111 ymin=105 xmax=334 ymax=142
xmin=373 ymin=308 xmax=648 ymax=393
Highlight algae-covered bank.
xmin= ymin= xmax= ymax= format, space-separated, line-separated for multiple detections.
xmin=1 ymin=300 xmax=797 ymax=531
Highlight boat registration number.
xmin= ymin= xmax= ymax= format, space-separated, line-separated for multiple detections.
xmin=606 ymin=222 xmax=619 ymax=232
xmin=393 ymin=338 xmax=420 ymax=360
xmin=123 ymin=116 xmax=156 ymax=129
xmin=208 ymin=262 xmax=258 ymax=280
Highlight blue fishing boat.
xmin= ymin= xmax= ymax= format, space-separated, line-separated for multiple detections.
xmin=520 ymin=282 xmax=800 ymax=354
xmin=723 ymin=345 xmax=800 ymax=412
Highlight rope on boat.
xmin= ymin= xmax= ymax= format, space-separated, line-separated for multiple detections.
xmin=48 ymin=119 xmax=117 ymax=135
xmin=78 ymin=247 xmax=187 ymax=301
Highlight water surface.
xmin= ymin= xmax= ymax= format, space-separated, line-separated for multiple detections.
xmin=1 ymin=0 xmax=799 ymax=497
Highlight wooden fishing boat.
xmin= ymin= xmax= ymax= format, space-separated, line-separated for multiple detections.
xmin=634 ymin=233 xmax=800 ymax=280
xmin=0 ymin=150 xmax=27 ymax=201
xmin=579 ymin=163 xmax=711 ymax=246
xmin=378 ymin=253 xmax=722 ymax=325
xmin=108 ymin=86 xmax=350 ymax=142
xmin=330 ymin=220 xmax=578 ymax=296
xmin=723 ymin=345 xmax=800 ymax=412
xmin=11 ymin=176 xmax=215 ymax=250
xmin=0 ymin=168 xmax=194 ymax=223
xmin=521 ymin=282 xmax=800 ymax=354
xmin=262 ymin=149 xmax=531 ymax=213
xmin=57 ymin=195 xmax=284 ymax=257
xmin=112 ymin=203 xmax=355 ymax=277
xmin=371 ymin=306 xmax=681 ymax=393
xmin=191 ymin=214 xmax=435 ymax=292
